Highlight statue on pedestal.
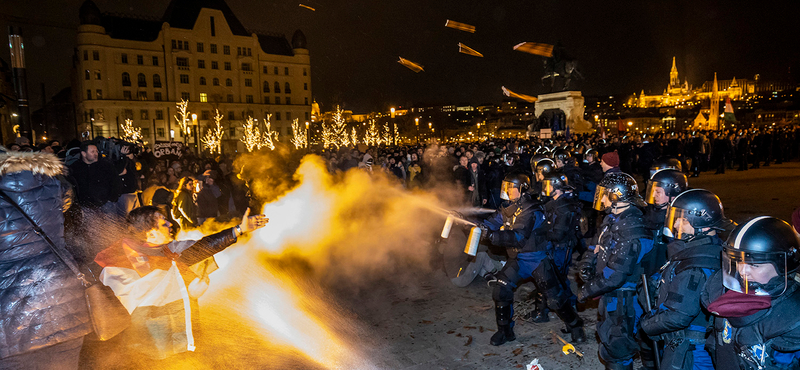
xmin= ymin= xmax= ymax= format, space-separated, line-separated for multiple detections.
xmin=542 ymin=43 xmax=584 ymax=92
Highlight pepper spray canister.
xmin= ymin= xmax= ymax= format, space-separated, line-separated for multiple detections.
xmin=464 ymin=226 xmax=482 ymax=256
xmin=441 ymin=215 xmax=454 ymax=238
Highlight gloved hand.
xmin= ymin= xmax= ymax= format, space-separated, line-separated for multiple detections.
xmin=578 ymin=254 xmax=596 ymax=283
xmin=577 ymin=287 xmax=589 ymax=304
xmin=478 ymin=224 xmax=492 ymax=241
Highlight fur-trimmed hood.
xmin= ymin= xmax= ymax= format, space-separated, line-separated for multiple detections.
xmin=0 ymin=151 xmax=65 ymax=177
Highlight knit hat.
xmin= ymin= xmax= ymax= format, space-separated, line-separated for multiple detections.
xmin=601 ymin=151 xmax=620 ymax=167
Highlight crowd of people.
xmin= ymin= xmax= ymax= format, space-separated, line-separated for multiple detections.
xmin=1 ymin=124 xmax=800 ymax=370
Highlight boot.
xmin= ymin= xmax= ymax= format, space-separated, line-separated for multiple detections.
xmin=555 ymin=304 xmax=586 ymax=343
xmin=489 ymin=304 xmax=516 ymax=346
xmin=522 ymin=293 xmax=549 ymax=323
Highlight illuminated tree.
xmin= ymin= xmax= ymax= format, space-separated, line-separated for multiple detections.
xmin=364 ymin=119 xmax=380 ymax=146
xmin=331 ymin=106 xmax=349 ymax=148
xmin=261 ymin=117 xmax=279 ymax=151
xmin=393 ymin=123 xmax=400 ymax=145
xmin=174 ymin=99 xmax=191 ymax=144
xmin=321 ymin=122 xmax=335 ymax=149
xmin=382 ymin=123 xmax=392 ymax=146
xmin=291 ymin=119 xmax=308 ymax=149
xmin=202 ymin=110 xmax=224 ymax=155
xmin=121 ymin=118 xmax=143 ymax=143
xmin=351 ymin=127 xmax=359 ymax=146
xmin=241 ymin=116 xmax=262 ymax=152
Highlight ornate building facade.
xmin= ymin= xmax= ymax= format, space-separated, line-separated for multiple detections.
xmin=628 ymin=57 xmax=752 ymax=109
xmin=73 ymin=0 xmax=312 ymax=152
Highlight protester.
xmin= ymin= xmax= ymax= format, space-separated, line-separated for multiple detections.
xmin=93 ymin=206 xmax=268 ymax=360
xmin=0 ymin=150 xmax=92 ymax=369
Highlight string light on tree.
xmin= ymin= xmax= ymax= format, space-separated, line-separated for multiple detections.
xmin=174 ymin=99 xmax=191 ymax=144
xmin=121 ymin=118 xmax=143 ymax=143
xmin=202 ymin=109 xmax=224 ymax=154
xmin=382 ymin=123 xmax=391 ymax=146
xmin=393 ymin=123 xmax=400 ymax=145
xmin=364 ymin=119 xmax=380 ymax=146
xmin=260 ymin=116 xmax=279 ymax=151
xmin=291 ymin=119 xmax=308 ymax=149
xmin=321 ymin=121 xmax=335 ymax=149
xmin=241 ymin=116 xmax=263 ymax=152
xmin=331 ymin=106 xmax=349 ymax=148
xmin=350 ymin=127 xmax=359 ymax=146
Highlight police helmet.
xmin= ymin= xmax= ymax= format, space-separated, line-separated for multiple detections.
xmin=649 ymin=157 xmax=682 ymax=178
xmin=533 ymin=157 xmax=555 ymax=176
xmin=593 ymin=173 xmax=643 ymax=211
xmin=665 ymin=189 xmax=730 ymax=240
xmin=500 ymin=172 xmax=530 ymax=200
xmin=553 ymin=149 xmax=571 ymax=163
xmin=646 ymin=169 xmax=688 ymax=206
xmin=530 ymin=154 xmax=549 ymax=172
xmin=723 ymin=216 xmax=800 ymax=297
xmin=542 ymin=172 xmax=570 ymax=197
xmin=584 ymin=148 xmax=599 ymax=163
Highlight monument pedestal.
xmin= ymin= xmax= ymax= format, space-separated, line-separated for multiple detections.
xmin=527 ymin=91 xmax=593 ymax=136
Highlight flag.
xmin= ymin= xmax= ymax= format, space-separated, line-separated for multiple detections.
xmin=398 ymin=57 xmax=424 ymax=73
xmin=502 ymin=86 xmax=537 ymax=103
xmin=513 ymin=42 xmax=554 ymax=57
xmin=458 ymin=43 xmax=483 ymax=57
xmin=724 ymin=97 xmax=737 ymax=122
xmin=445 ymin=20 xmax=476 ymax=33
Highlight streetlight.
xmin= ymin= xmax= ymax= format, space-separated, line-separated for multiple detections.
xmin=415 ymin=117 xmax=420 ymax=144
xmin=305 ymin=121 xmax=310 ymax=147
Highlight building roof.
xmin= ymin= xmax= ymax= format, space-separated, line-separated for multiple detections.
xmin=162 ymin=0 xmax=248 ymax=36
xmin=256 ymin=34 xmax=294 ymax=56
xmin=101 ymin=14 xmax=163 ymax=42
xmin=79 ymin=0 xmax=295 ymax=55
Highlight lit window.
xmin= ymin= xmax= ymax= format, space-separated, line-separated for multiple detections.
xmin=200 ymin=93 xmax=208 ymax=102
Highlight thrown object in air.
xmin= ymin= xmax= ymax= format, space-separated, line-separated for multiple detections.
xmin=398 ymin=57 xmax=424 ymax=73
xmin=502 ymin=86 xmax=537 ymax=103
xmin=464 ymin=226 xmax=482 ymax=256
xmin=513 ymin=42 xmax=554 ymax=57
xmin=299 ymin=4 xmax=315 ymax=11
xmin=445 ymin=20 xmax=476 ymax=33
xmin=458 ymin=43 xmax=483 ymax=57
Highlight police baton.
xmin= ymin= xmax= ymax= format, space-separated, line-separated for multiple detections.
xmin=641 ymin=273 xmax=661 ymax=370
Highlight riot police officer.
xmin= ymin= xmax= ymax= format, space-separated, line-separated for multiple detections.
xmin=530 ymin=172 xmax=586 ymax=342
xmin=649 ymin=157 xmax=683 ymax=179
xmin=480 ymin=172 xmax=546 ymax=346
xmin=530 ymin=156 xmax=555 ymax=197
xmin=554 ymin=149 xmax=584 ymax=193
xmin=578 ymin=173 xmax=656 ymax=370
xmin=640 ymin=189 xmax=731 ymax=370
xmin=643 ymin=169 xmax=688 ymax=233
xmin=701 ymin=217 xmax=800 ymax=370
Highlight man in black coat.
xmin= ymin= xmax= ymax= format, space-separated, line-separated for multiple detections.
xmin=68 ymin=142 xmax=121 ymax=212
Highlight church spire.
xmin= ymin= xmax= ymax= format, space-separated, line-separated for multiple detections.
xmin=669 ymin=56 xmax=680 ymax=88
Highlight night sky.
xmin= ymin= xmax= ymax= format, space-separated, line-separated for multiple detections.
xmin=2 ymin=0 xmax=799 ymax=113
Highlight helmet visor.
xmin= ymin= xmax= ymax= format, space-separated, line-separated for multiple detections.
xmin=665 ymin=207 xmax=697 ymax=240
xmin=645 ymin=182 xmax=668 ymax=205
xmin=542 ymin=180 xmax=556 ymax=197
xmin=722 ymin=249 xmax=788 ymax=297
xmin=593 ymin=185 xmax=610 ymax=211
xmin=500 ymin=181 xmax=519 ymax=200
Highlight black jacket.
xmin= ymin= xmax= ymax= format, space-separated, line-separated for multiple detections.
xmin=0 ymin=152 xmax=92 ymax=359
xmin=69 ymin=158 xmax=121 ymax=207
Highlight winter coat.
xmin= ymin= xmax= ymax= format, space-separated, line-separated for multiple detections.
xmin=0 ymin=152 xmax=92 ymax=359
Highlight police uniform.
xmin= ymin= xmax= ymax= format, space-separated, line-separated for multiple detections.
xmin=641 ymin=236 xmax=723 ymax=370
xmin=483 ymin=192 xmax=545 ymax=345
xmin=579 ymin=206 xmax=655 ymax=369
xmin=702 ymin=272 xmax=800 ymax=369
xmin=534 ymin=190 xmax=585 ymax=341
